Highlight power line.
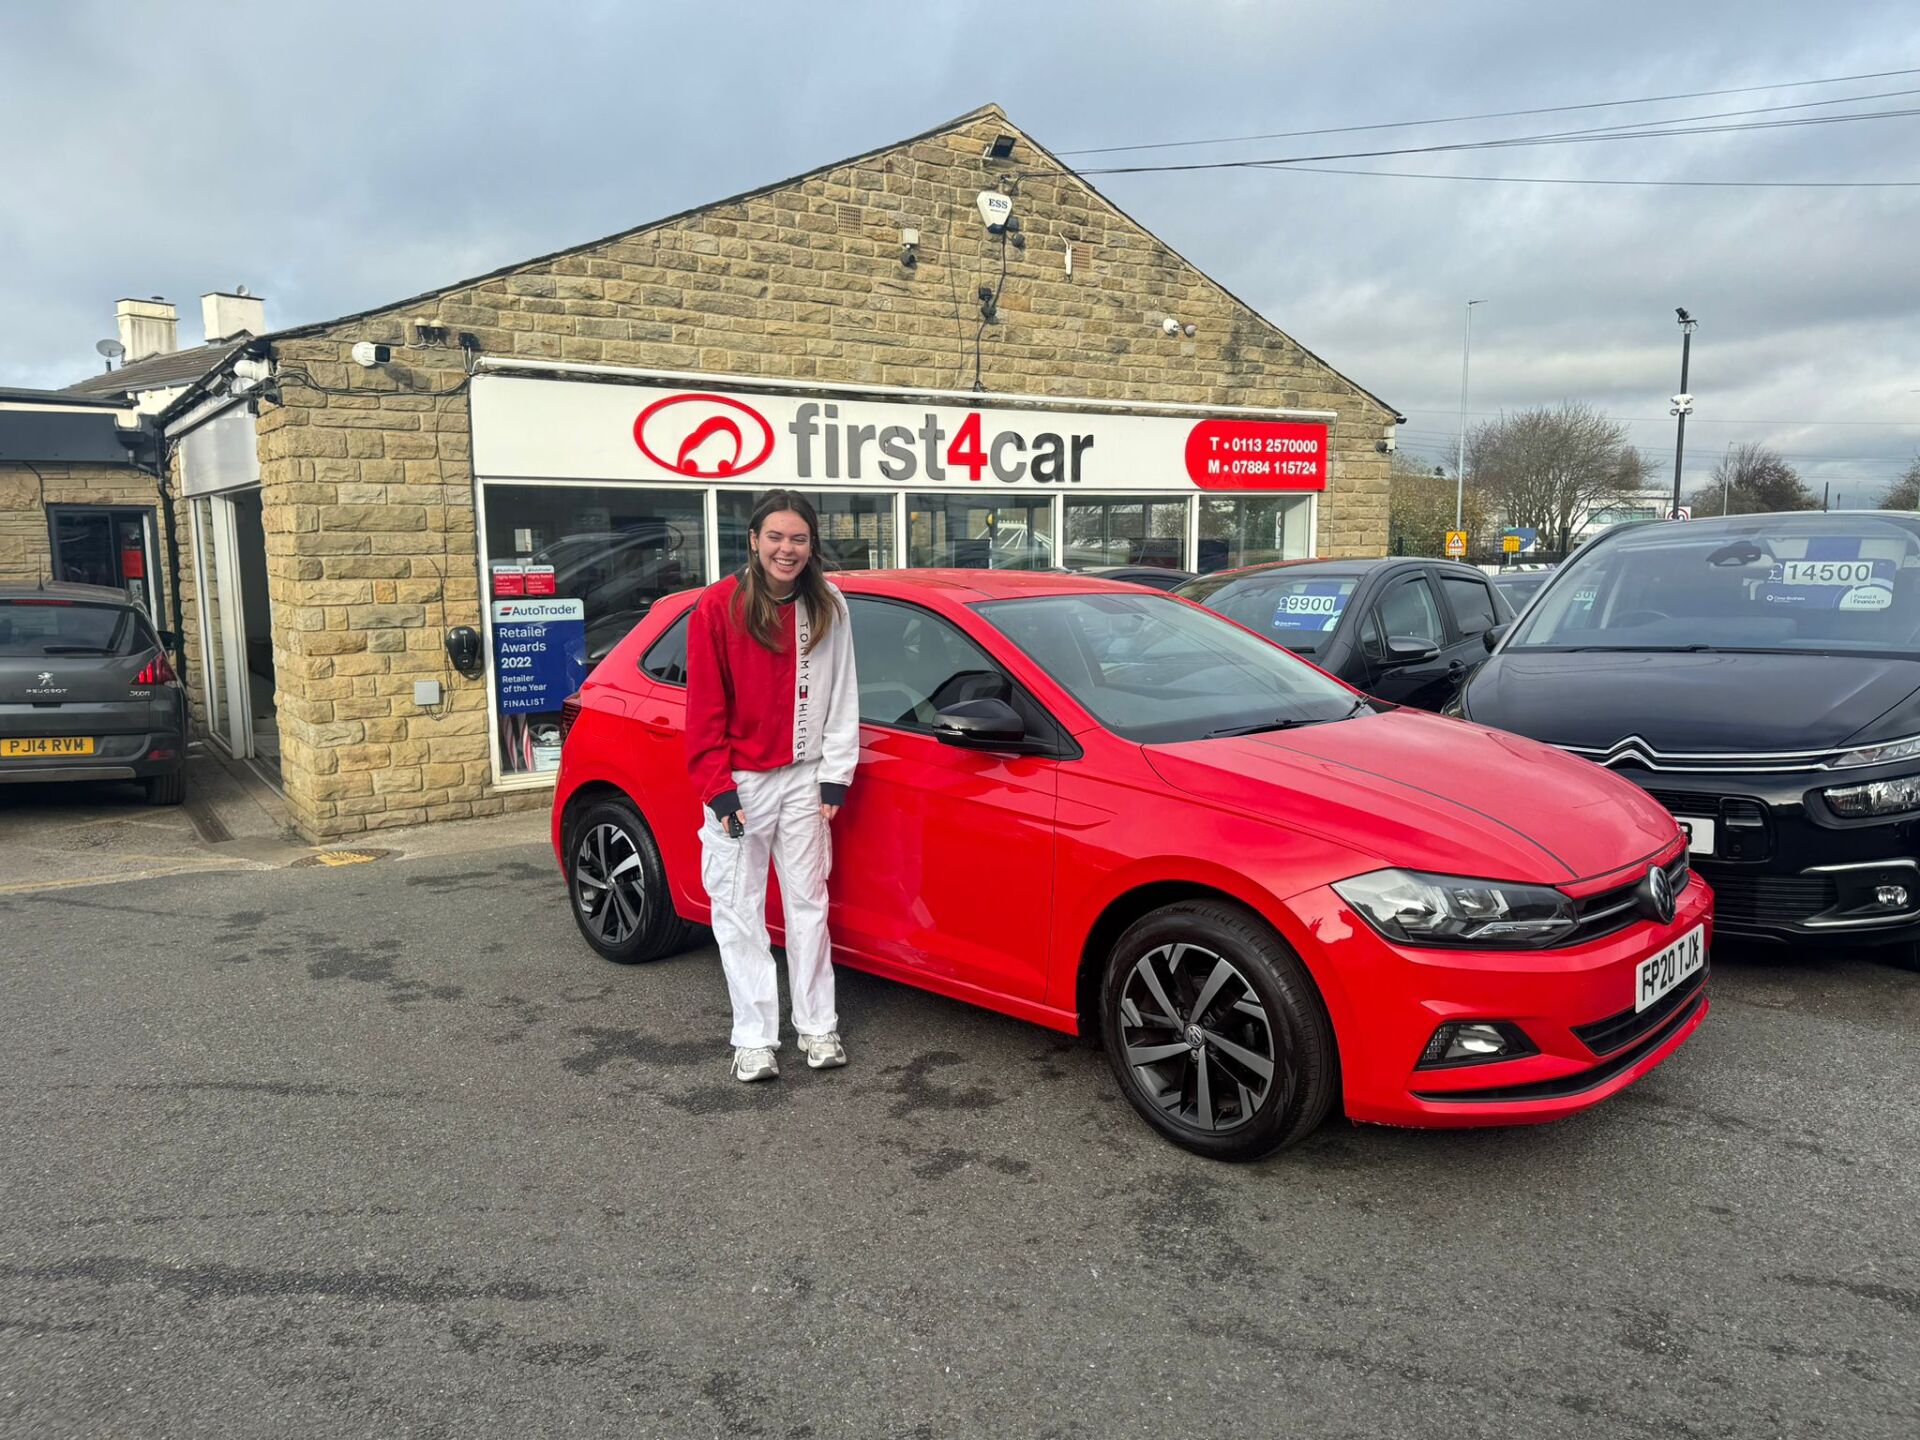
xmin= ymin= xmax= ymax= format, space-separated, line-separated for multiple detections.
xmin=1402 ymin=410 xmax=1920 ymax=427
xmin=1057 ymin=66 xmax=1920 ymax=156
xmin=1273 ymin=163 xmax=1920 ymax=189
xmin=1072 ymin=105 xmax=1920 ymax=176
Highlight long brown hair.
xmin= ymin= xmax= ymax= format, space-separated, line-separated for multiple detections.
xmin=731 ymin=489 xmax=837 ymax=653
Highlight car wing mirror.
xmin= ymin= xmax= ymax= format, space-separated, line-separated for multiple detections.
xmin=1383 ymin=636 xmax=1440 ymax=666
xmin=1483 ymin=622 xmax=1510 ymax=653
xmin=931 ymin=696 xmax=1028 ymax=749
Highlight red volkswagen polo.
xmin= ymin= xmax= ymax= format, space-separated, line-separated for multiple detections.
xmin=552 ymin=571 xmax=1711 ymax=1160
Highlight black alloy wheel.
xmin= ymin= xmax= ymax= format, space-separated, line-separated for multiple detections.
xmin=564 ymin=795 xmax=700 ymax=964
xmin=1101 ymin=900 xmax=1337 ymax=1160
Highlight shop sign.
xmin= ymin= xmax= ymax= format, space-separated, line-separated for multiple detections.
xmin=473 ymin=375 xmax=1331 ymax=494
xmin=491 ymin=598 xmax=587 ymax=714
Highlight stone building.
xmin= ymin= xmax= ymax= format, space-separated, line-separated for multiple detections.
xmin=151 ymin=103 xmax=1400 ymax=841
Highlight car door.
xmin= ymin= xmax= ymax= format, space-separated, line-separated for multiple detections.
xmin=1356 ymin=570 xmax=1455 ymax=708
xmin=833 ymin=596 xmax=1060 ymax=1004
xmin=1436 ymin=568 xmax=1506 ymax=704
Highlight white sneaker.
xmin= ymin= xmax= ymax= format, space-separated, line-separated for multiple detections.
xmin=796 ymin=1032 xmax=847 ymax=1070
xmin=731 ymin=1046 xmax=779 ymax=1083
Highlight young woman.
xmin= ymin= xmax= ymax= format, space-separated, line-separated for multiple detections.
xmin=685 ymin=490 xmax=859 ymax=1083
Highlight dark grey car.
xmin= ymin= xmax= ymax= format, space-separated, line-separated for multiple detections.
xmin=0 ymin=582 xmax=187 ymax=804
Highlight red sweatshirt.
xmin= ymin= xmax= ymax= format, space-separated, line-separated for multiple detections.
xmin=684 ymin=574 xmax=860 ymax=819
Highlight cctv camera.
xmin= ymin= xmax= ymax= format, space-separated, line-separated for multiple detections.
xmin=1162 ymin=317 xmax=1181 ymax=336
xmin=350 ymin=341 xmax=392 ymax=367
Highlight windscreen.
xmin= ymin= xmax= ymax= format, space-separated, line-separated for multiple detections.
xmin=1176 ymin=572 xmax=1358 ymax=652
xmin=979 ymin=591 xmax=1362 ymax=744
xmin=1507 ymin=516 xmax=1920 ymax=655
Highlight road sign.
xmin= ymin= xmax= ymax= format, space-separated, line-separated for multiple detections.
xmin=1502 ymin=535 xmax=1522 ymax=554
xmin=1444 ymin=530 xmax=1468 ymax=558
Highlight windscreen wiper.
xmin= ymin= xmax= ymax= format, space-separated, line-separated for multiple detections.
xmin=1206 ymin=703 xmax=1367 ymax=739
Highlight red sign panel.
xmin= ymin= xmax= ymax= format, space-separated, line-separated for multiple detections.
xmin=1184 ymin=420 xmax=1329 ymax=491
xmin=522 ymin=565 xmax=557 ymax=597
xmin=119 ymin=547 xmax=146 ymax=579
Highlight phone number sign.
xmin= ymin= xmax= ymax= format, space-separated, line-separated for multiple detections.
xmin=491 ymin=598 xmax=587 ymax=714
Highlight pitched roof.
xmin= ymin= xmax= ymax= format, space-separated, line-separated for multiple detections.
xmin=65 ymin=339 xmax=248 ymax=399
xmin=161 ymin=102 xmax=1399 ymax=421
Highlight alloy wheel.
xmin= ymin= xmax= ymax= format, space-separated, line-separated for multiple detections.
xmin=1118 ymin=941 xmax=1281 ymax=1134
xmin=573 ymin=822 xmax=648 ymax=946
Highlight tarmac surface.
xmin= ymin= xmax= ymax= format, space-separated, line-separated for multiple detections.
xmin=1 ymin=837 xmax=1916 ymax=1438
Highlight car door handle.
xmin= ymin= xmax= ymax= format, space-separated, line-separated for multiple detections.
xmin=635 ymin=714 xmax=675 ymax=735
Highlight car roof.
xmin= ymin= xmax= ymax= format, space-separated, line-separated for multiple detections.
xmin=0 ymin=581 xmax=136 ymax=605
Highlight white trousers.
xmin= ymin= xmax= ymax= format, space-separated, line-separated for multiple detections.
xmin=698 ymin=760 xmax=838 ymax=1050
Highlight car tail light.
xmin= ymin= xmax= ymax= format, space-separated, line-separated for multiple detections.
xmin=136 ymin=652 xmax=178 ymax=686
xmin=559 ymin=691 xmax=582 ymax=742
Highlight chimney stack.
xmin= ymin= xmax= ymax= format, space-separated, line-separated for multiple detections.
xmin=201 ymin=286 xmax=265 ymax=343
xmin=115 ymin=297 xmax=178 ymax=362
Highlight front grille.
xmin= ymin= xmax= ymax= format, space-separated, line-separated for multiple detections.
xmin=1573 ymin=965 xmax=1709 ymax=1056
xmin=1413 ymin=990 xmax=1707 ymax=1104
xmin=1564 ymin=853 xmax=1691 ymax=946
xmin=1708 ymin=872 xmax=1838 ymax=932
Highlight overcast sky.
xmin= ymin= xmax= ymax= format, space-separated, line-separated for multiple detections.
xmin=4 ymin=0 xmax=1918 ymax=504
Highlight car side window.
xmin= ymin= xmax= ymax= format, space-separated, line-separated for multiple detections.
xmin=638 ymin=612 xmax=690 ymax=687
xmin=847 ymin=597 xmax=1013 ymax=730
xmin=1441 ymin=574 xmax=1500 ymax=639
xmin=1375 ymin=576 xmax=1445 ymax=646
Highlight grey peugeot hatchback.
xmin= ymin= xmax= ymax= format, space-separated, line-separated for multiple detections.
xmin=0 ymin=582 xmax=187 ymax=804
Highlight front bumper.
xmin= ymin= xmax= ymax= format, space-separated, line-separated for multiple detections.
xmin=1288 ymin=870 xmax=1714 ymax=1129
xmin=1614 ymin=767 xmax=1920 ymax=946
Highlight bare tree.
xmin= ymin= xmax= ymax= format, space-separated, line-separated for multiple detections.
xmin=1468 ymin=403 xmax=1646 ymax=552
xmin=1688 ymin=442 xmax=1817 ymax=516
xmin=1878 ymin=454 xmax=1920 ymax=511
xmin=1388 ymin=449 xmax=1490 ymax=556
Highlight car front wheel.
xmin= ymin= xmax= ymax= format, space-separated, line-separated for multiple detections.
xmin=564 ymin=795 xmax=699 ymax=964
xmin=1100 ymin=900 xmax=1337 ymax=1160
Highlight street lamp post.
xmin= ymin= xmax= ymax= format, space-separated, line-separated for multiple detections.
xmin=1670 ymin=308 xmax=1698 ymax=517
xmin=1455 ymin=299 xmax=1484 ymax=530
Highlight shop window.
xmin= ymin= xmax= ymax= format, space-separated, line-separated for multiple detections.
xmin=1062 ymin=497 xmax=1189 ymax=570
xmin=907 ymin=494 xmax=1054 ymax=569
xmin=482 ymin=485 xmax=707 ymax=776
xmin=717 ymin=490 xmax=895 ymax=573
xmin=1197 ymin=495 xmax=1313 ymax=573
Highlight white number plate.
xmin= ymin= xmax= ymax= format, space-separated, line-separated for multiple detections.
xmin=1780 ymin=560 xmax=1874 ymax=586
xmin=1674 ymin=817 xmax=1716 ymax=856
xmin=1635 ymin=924 xmax=1706 ymax=1013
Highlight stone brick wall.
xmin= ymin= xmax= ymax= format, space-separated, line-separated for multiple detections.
xmin=0 ymin=461 xmax=170 ymax=591
xmin=253 ymin=105 xmax=1396 ymax=840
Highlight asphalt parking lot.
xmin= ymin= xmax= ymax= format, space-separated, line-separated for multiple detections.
xmin=2 ymin=842 xmax=1916 ymax=1439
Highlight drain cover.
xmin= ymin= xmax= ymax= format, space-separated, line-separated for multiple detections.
xmin=294 ymin=848 xmax=393 ymax=868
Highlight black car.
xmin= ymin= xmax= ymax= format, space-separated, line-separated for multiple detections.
xmin=1175 ymin=558 xmax=1512 ymax=710
xmin=1073 ymin=565 xmax=1196 ymax=592
xmin=0 ymin=582 xmax=187 ymax=804
xmin=1454 ymin=511 xmax=1920 ymax=959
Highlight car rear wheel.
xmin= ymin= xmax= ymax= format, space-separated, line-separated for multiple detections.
xmin=1100 ymin=900 xmax=1337 ymax=1161
xmin=564 ymin=794 xmax=700 ymax=964
xmin=143 ymin=770 xmax=185 ymax=806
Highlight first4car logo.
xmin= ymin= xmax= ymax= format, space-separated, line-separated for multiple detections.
xmin=633 ymin=393 xmax=776 ymax=478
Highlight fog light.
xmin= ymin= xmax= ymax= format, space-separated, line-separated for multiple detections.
xmin=147 ymin=747 xmax=177 ymax=760
xmin=1417 ymin=1021 xmax=1535 ymax=1069
xmin=1876 ymin=885 xmax=1910 ymax=909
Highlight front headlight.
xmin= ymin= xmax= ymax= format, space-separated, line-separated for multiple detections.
xmin=1833 ymin=734 xmax=1920 ymax=769
xmin=1822 ymin=774 xmax=1920 ymax=818
xmin=1333 ymin=868 xmax=1578 ymax=949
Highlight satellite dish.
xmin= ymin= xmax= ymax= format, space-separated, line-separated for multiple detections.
xmin=96 ymin=338 xmax=126 ymax=359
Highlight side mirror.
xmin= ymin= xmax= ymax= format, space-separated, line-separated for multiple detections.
xmin=1483 ymin=622 xmax=1510 ymax=653
xmin=1382 ymin=636 xmax=1440 ymax=667
xmin=931 ymin=696 xmax=1027 ymax=749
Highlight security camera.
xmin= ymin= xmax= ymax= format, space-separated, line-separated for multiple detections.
xmin=1162 ymin=317 xmax=1181 ymax=336
xmin=350 ymin=341 xmax=392 ymax=367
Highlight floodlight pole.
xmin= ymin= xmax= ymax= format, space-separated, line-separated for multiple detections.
xmin=1455 ymin=299 xmax=1483 ymax=530
xmin=1670 ymin=310 xmax=1698 ymax=516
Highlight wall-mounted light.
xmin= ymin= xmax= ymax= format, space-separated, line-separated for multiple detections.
xmin=901 ymin=227 xmax=920 ymax=269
